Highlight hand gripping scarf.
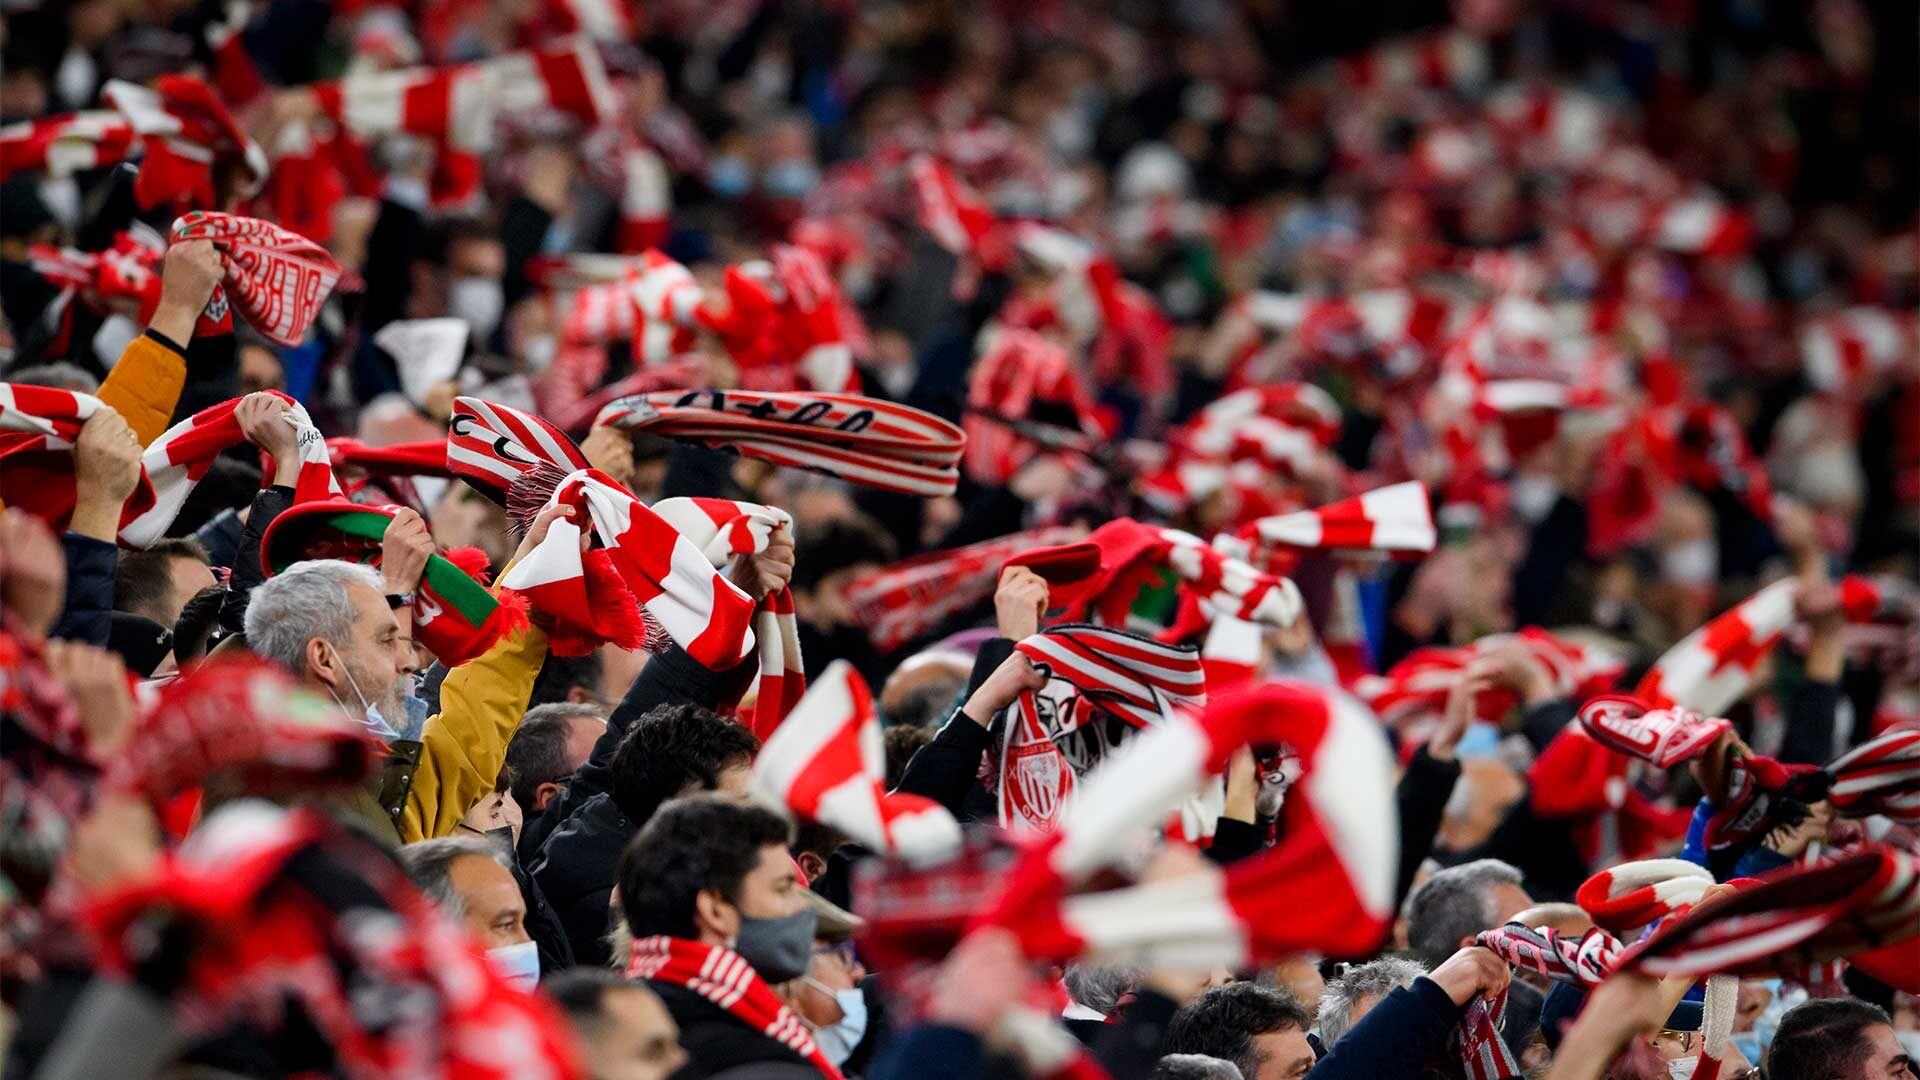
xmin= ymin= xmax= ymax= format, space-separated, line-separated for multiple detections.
xmin=85 ymin=804 xmax=585 ymax=1080
xmin=1577 ymin=694 xmax=1734 ymax=769
xmin=0 ymin=386 xmax=335 ymax=546
xmin=1623 ymin=845 xmax=1920 ymax=989
xmin=169 ymin=212 xmax=343 ymax=346
xmin=999 ymin=625 xmax=1206 ymax=833
xmin=843 ymin=526 xmax=1085 ymax=653
xmin=648 ymin=496 xmax=804 ymax=739
xmin=1358 ymin=628 xmax=1626 ymax=742
xmin=750 ymin=661 xmax=962 ymax=862
xmin=499 ymin=469 xmax=758 ymax=667
xmin=261 ymin=499 xmax=527 ymax=667
xmin=1034 ymin=519 xmax=1303 ymax=645
xmin=594 ymin=388 xmax=966 ymax=497
xmin=1637 ymin=575 xmax=1896 ymax=714
xmin=103 ymin=658 xmax=378 ymax=803
xmin=627 ymin=936 xmax=842 ymax=1080
xmin=976 ymin=679 xmax=1398 ymax=969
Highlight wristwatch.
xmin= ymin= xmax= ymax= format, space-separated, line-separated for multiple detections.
xmin=385 ymin=591 xmax=416 ymax=609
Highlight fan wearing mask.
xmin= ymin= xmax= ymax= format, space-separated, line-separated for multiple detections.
xmin=784 ymin=912 xmax=873 ymax=1071
xmin=617 ymin=794 xmax=846 ymax=1079
xmin=399 ymin=834 xmax=542 ymax=990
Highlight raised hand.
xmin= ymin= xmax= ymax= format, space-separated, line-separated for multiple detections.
xmin=70 ymin=407 xmax=143 ymax=541
xmin=381 ymin=507 xmax=436 ymax=594
xmin=994 ymin=565 xmax=1049 ymax=641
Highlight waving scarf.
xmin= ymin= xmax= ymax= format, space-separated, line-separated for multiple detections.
xmin=1034 ymin=519 xmax=1303 ymax=644
xmin=627 ymin=936 xmax=842 ymax=1080
xmin=1251 ymin=481 xmax=1437 ymax=556
xmin=448 ymin=395 xmax=592 ymax=505
xmin=86 ymin=804 xmax=584 ymax=1080
xmin=1577 ymin=695 xmax=1733 ymax=769
xmin=648 ymin=496 xmax=804 ymax=739
xmin=595 ymin=388 xmax=966 ymax=497
xmin=750 ymin=661 xmax=961 ymax=861
xmin=977 ymin=679 xmax=1398 ymax=968
xmin=169 ymin=212 xmax=343 ymax=346
xmin=844 ymin=527 xmax=1084 ymax=653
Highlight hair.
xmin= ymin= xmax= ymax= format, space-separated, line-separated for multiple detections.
xmin=1316 ymin=956 xmax=1427 ymax=1048
xmin=243 ymin=559 xmax=384 ymax=675
xmin=883 ymin=724 xmax=936 ymax=790
xmin=791 ymin=512 xmax=898 ymax=593
xmin=6 ymin=361 xmax=98 ymax=392
xmin=397 ymin=834 xmax=511 ymax=918
xmin=617 ymin=793 xmax=792 ymax=941
xmin=1403 ymin=858 xmax=1525 ymax=966
xmin=505 ymin=703 xmax=605 ymax=812
xmin=1063 ymin=963 xmax=1143 ymax=1017
xmin=545 ymin=968 xmax=657 ymax=1041
xmin=1151 ymin=1055 xmax=1244 ymax=1080
xmin=114 ymin=537 xmax=211 ymax=623
xmin=608 ymin=703 xmax=760 ymax=829
xmin=883 ymin=675 xmax=967 ymax=730
xmin=528 ymin=650 xmax=603 ymax=709
xmin=1766 ymin=998 xmax=1890 ymax=1080
xmin=1164 ymin=982 xmax=1311 ymax=1080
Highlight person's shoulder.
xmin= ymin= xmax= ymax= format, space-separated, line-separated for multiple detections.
xmin=645 ymin=982 xmax=812 ymax=1071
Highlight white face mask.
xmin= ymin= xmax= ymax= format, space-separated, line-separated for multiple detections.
xmin=487 ymin=939 xmax=540 ymax=990
xmin=322 ymin=641 xmax=397 ymax=740
xmin=804 ymin=978 xmax=869 ymax=1066
xmin=1899 ymin=1030 xmax=1920 ymax=1060
xmin=1661 ymin=538 xmax=1718 ymax=587
xmin=449 ymin=277 xmax=504 ymax=339
xmin=521 ymin=334 xmax=557 ymax=374
xmin=1665 ymin=1056 xmax=1698 ymax=1080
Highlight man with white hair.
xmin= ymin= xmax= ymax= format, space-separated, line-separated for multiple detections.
xmin=1315 ymin=956 xmax=1427 ymax=1050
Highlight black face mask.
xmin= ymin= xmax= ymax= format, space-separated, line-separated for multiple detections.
xmin=733 ymin=908 xmax=817 ymax=983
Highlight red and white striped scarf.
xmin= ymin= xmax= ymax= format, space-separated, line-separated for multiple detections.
xmin=627 ymin=936 xmax=843 ymax=1080
xmin=998 ymin=625 xmax=1206 ymax=834
xmin=1577 ymin=694 xmax=1734 ymax=769
xmin=0 ymin=111 xmax=137 ymax=180
xmin=962 ymin=329 xmax=1099 ymax=485
xmin=448 ymin=396 xmax=591 ymax=505
xmin=101 ymin=75 xmax=269 ymax=212
xmin=649 ymin=496 xmax=804 ymax=739
xmin=0 ymin=386 xmax=334 ymax=546
xmin=1356 ymin=627 xmax=1623 ymax=739
xmin=977 ymin=679 xmax=1398 ymax=968
xmin=1041 ymin=520 xmax=1301 ymax=643
xmin=123 ymin=391 xmax=339 ymax=547
xmin=169 ymin=212 xmax=344 ymax=347
xmin=1456 ymin=988 xmax=1522 ymax=1080
xmin=750 ymin=660 xmax=961 ymax=860
xmin=1625 ymin=845 xmax=1920 ymax=985
xmin=1250 ymin=481 xmax=1436 ymax=556
xmin=843 ymin=527 xmax=1083 ymax=653
xmin=1827 ymin=728 xmax=1920 ymax=825
xmin=594 ymin=389 xmax=966 ymax=497
xmin=908 ymin=154 xmax=1006 ymax=271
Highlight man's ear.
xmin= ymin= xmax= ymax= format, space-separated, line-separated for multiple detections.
xmin=565 ymin=686 xmax=594 ymax=705
xmin=798 ymin=851 xmax=828 ymax=884
xmin=306 ymin=637 xmax=338 ymax=687
xmin=694 ymin=888 xmax=737 ymax=944
xmin=533 ymin=780 xmax=563 ymax=811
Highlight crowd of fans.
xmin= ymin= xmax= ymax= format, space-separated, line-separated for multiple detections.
xmin=1 ymin=0 xmax=1917 ymax=1078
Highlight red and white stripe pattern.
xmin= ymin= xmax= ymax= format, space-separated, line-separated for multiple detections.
xmin=546 ymin=0 xmax=636 ymax=43
xmin=1645 ymin=194 xmax=1752 ymax=257
xmin=980 ymin=679 xmax=1398 ymax=969
xmin=650 ymin=496 xmax=805 ymax=739
xmin=0 ymin=111 xmax=137 ymax=180
xmin=1014 ymin=624 xmax=1207 ymax=732
xmin=627 ymin=936 xmax=843 ymax=1080
xmin=617 ymin=142 xmax=672 ymax=254
xmin=909 ymin=154 xmax=1000 ymax=266
xmin=123 ymin=391 xmax=338 ymax=547
xmin=499 ymin=469 xmax=757 ymax=670
xmin=169 ymin=212 xmax=343 ymax=347
xmin=1626 ymin=845 xmax=1920 ymax=983
xmin=311 ymin=38 xmax=612 ymax=152
xmin=1577 ymin=694 xmax=1733 ymax=769
xmin=447 ymin=395 xmax=591 ymax=504
xmin=0 ymin=383 xmax=104 ymax=445
xmin=1576 ymin=858 xmax=1716 ymax=933
xmin=1253 ymin=482 xmax=1436 ymax=554
xmin=1477 ymin=922 xmax=1624 ymax=989
xmin=750 ymin=661 xmax=962 ymax=861
xmin=101 ymin=75 xmax=270 ymax=210
xmin=962 ymin=329 xmax=1099 ymax=485
xmin=1826 ymin=729 xmax=1920 ymax=825
xmin=1457 ymin=989 xmax=1523 ymax=1080
xmin=625 ymin=250 xmax=704 ymax=364
xmin=1636 ymin=579 xmax=1796 ymax=715
xmin=1800 ymin=307 xmax=1913 ymax=396
xmin=595 ymin=389 xmax=966 ymax=497
xmin=1336 ymin=29 xmax=1490 ymax=91
xmin=0 ymin=384 xmax=157 ymax=536
xmin=844 ymin=527 xmax=1083 ymax=653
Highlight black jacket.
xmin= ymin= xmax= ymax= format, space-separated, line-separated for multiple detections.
xmin=1306 ymin=977 xmax=1464 ymax=1078
xmin=52 ymin=533 xmax=116 ymax=646
xmin=531 ymin=644 xmax=756 ymax=967
xmin=219 ymin=484 xmax=297 ymax=637
xmin=1394 ymin=745 xmax=1462 ymax=907
xmin=892 ymin=638 xmax=1014 ymax=823
xmin=647 ymin=980 xmax=818 ymax=1080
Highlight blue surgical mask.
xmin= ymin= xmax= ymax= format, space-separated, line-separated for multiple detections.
xmin=325 ymin=641 xmax=399 ymax=741
xmin=805 ymin=979 xmax=869 ymax=1065
xmin=487 ymin=939 xmax=540 ymax=990
xmin=763 ymin=159 xmax=819 ymax=199
xmin=709 ymin=157 xmax=752 ymax=199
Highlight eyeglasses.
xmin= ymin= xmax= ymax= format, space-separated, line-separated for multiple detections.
xmin=812 ymin=941 xmax=858 ymax=967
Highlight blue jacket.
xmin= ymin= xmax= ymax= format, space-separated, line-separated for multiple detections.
xmin=1308 ymin=977 xmax=1465 ymax=1078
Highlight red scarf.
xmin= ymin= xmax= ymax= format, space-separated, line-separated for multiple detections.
xmin=169 ymin=212 xmax=343 ymax=346
xmin=844 ymin=526 xmax=1084 ymax=653
xmin=626 ymin=936 xmax=844 ymax=1080
xmin=595 ymin=388 xmax=965 ymax=497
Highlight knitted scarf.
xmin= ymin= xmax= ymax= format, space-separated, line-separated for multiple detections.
xmin=649 ymin=496 xmax=804 ymax=739
xmin=1250 ymin=481 xmax=1437 ymax=557
xmin=169 ymin=212 xmax=343 ymax=347
xmin=0 ymin=111 xmax=137 ymax=181
xmin=499 ymin=469 xmax=758 ymax=666
xmin=1577 ymin=694 xmax=1733 ymax=769
xmin=626 ymin=936 xmax=843 ymax=1080
xmin=448 ymin=395 xmax=591 ymax=505
xmin=0 ymin=386 xmax=335 ymax=545
xmin=843 ymin=526 xmax=1085 ymax=653
xmin=999 ymin=625 xmax=1206 ymax=833
xmin=749 ymin=661 xmax=961 ymax=860
xmin=961 ymin=329 xmax=1100 ymax=485
xmin=86 ymin=804 xmax=584 ymax=1080
xmin=102 ymin=76 xmax=268 ymax=212
xmin=594 ymin=388 xmax=966 ymax=497
xmin=979 ymin=679 xmax=1398 ymax=968
xmin=260 ymin=499 xmax=526 ymax=667
xmin=1037 ymin=519 xmax=1302 ymax=644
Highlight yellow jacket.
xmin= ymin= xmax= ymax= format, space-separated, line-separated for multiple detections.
xmin=98 ymin=332 xmax=188 ymax=445
xmin=399 ymin=621 xmax=550 ymax=843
